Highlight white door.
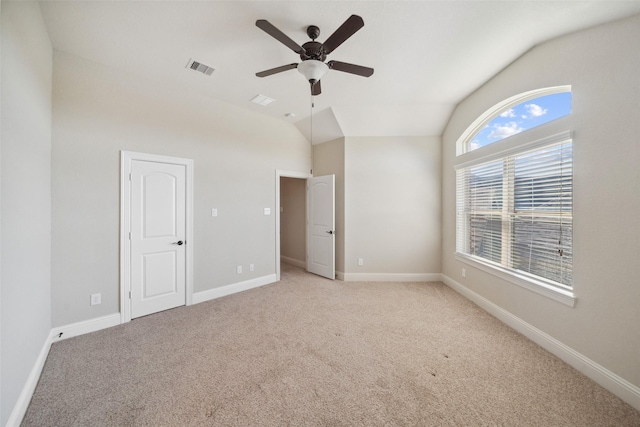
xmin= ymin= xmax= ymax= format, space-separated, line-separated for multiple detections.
xmin=307 ymin=175 xmax=335 ymax=279
xmin=130 ymin=160 xmax=187 ymax=318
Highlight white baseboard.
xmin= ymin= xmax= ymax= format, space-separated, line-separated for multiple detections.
xmin=441 ymin=274 xmax=640 ymax=412
xmin=50 ymin=313 xmax=121 ymax=343
xmin=341 ymin=272 xmax=442 ymax=282
xmin=280 ymin=256 xmax=306 ymax=269
xmin=192 ymin=274 xmax=277 ymax=305
xmin=5 ymin=334 xmax=52 ymax=427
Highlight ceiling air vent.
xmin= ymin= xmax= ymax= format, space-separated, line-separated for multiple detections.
xmin=250 ymin=94 xmax=275 ymax=106
xmin=186 ymin=58 xmax=214 ymax=76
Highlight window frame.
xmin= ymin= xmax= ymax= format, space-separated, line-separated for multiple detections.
xmin=454 ymin=87 xmax=575 ymax=307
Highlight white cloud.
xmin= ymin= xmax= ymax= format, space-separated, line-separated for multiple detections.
xmin=525 ymin=103 xmax=548 ymax=117
xmin=469 ymin=140 xmax=481 ymax=151
xmin=500 ymin=108 xmax=516 ymax=118
xmin=488 ymin=121 xmax=524 ymax=140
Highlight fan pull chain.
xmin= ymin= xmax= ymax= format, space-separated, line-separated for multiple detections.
xmin=310 ymin=95 xmax=314 ymax=174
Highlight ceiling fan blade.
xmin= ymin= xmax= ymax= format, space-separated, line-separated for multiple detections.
xmin=256 ymin=63 xmax=298 ymax=77
xmin=327 ymin=60 xmax=374 ymax=77
xmin=256 ymin=20 xmax=306 ymax=55
xmin=322 ymin=15 xmax=365 ymax=55
xmin=311 ymin=80 xmax=321 ymax=96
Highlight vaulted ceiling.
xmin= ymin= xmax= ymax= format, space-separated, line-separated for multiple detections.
xmin=39 ymin=1 xmax=640 ymax=143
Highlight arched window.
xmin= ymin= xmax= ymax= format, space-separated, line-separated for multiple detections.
xmin=455 ymin=87 xmax=574 ymax=305
xmin=457 ymin=86 xmax=572 ymax=155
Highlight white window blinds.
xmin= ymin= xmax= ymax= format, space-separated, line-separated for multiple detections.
xmin=456 ymin=137 xmax=573 ymax=290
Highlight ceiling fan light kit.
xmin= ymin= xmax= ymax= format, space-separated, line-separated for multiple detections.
xmin=255 ymin=15 xmax=374 ymax=95
xmin=297 ymin=60 xmax=328 ymax=85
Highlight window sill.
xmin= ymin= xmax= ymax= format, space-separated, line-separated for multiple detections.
xmin=455 ymin=253 xmax=576 ymax=307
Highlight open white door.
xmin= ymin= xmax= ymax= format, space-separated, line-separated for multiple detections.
xmin=307 ymin=175 xmax=335 ymax=279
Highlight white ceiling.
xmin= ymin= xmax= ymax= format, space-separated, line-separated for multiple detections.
xmin=38 ymin=1 xmax=640 ymax=143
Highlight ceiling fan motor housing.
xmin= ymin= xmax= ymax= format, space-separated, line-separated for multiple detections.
xmin=300 ymin=41 xmax=326 ymax=61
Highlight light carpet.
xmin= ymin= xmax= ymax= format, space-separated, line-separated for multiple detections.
xmin=22 ymin=264 xmax=640 ymax=426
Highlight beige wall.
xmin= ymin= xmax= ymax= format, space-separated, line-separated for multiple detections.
xmin=1 ymin=2 xmax=52 ymax=424
xmin=51 ymin=51 xmax=310 ymax=326
xmin=313 ymin=138 xmax=345 ymax=274
xmin=280 ymin=177 xmax=306 ymax=264
xmin=442 ymin=14 xmax=640 ymax=387
xmin=344 ymin=136 xmax=441 ymax=276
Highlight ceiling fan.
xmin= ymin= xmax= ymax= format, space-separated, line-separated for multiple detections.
xmin=255 ymin=15 xmax=374 ymax=95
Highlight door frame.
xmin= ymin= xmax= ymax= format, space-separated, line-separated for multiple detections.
xmin=120 ymin=151 xmax=194 ymax=323
xmin=275 ymin=170 xmax=312 ymax=281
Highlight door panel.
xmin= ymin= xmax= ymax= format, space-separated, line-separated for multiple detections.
xmin=307 ymin=175 xmax=335 ymax=279
xmin=311 ymin=235 xmax=330 ymax=266
xmin=143 ymin=252 xmax=177 ymax=298
xmin=143 ymin=173 xmax=177 ymax=238
xmin=131 ymin=160 xmax=186 ymax=318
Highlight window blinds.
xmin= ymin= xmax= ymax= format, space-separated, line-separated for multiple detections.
xmin=456 ymin=139 xmax=573 ymax=289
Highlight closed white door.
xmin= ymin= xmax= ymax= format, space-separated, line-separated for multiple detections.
xmin=307 ymin=175 xmax=335 ymax=279
xmin=130 ymin=160 xmax=186 ymax=318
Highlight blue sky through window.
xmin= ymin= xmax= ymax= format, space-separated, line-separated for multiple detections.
xmin=469 ymin=92 xmax=572 ymax=151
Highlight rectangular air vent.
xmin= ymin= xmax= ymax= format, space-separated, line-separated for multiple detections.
xmin=250 ymin=94 xmax=275 ymax=106
xmin=186 ymin=58 xmax=214 ymax=76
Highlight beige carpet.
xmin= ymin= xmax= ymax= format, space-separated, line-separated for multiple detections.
xmin=23 ymin=264 xmax=640 ymax=426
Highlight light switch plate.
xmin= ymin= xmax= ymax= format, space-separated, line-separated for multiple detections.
xmin=90 ymin=293 xmax=101 ymax=306
xmin=211 ymin=208 xmax=218 ymax=217
xmin=264 ymin=208 xmax=271 ymax=215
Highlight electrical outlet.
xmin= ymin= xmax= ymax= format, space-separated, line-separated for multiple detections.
xmin=250 ymin=264 xmax=255 ymax=272
xmin=237 ymin=266 xmax=242 ymax=274
xmin=358 ymin=258 xmax=364 ymax=266
xmin=90 ymin=293 xmax=101 ymax=306
xmin=211 ymin=208 xmax=218 ymax=217
xmin=462 ymin=268 xmax=466 ymax=278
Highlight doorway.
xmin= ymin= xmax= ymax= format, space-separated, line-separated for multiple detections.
xmin=275 ymin=170 xmax=335 ymax=281
xmin=280 ymin=176 xmax=307 ymax=270
xmin=275 ymin=170 xmax=310 ymax=281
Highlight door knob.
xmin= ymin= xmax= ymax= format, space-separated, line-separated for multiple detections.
xmin=172 ymin=240 xmax=184 ymax=245
xmin=326 ymin=231 xmax=334 ymax=235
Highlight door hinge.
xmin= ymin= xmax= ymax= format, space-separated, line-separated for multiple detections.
xmin=129 ymin=232 xmax=131 ymax=240
xmin=129 ymin=173 xmax=132 ymax=181
xmin=129 ymin=291 xmax=131 ymax=299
